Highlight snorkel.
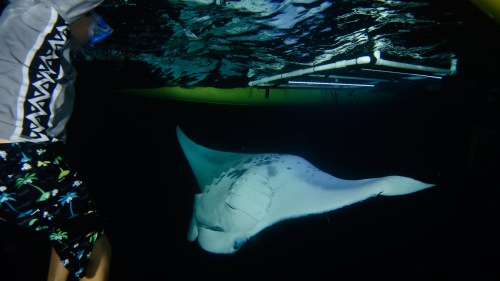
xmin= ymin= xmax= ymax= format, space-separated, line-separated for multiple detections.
xmin=74 ymin=10 xmax=113 ymax=61
xmin=88 ymin=10 xmax=114 ymax=44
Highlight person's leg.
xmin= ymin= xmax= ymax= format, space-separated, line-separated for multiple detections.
xmin=47 ymin=247 xmax=70 ymax=281
xmin=81 ymin=235 xmax=112 ymax=281
xmin=47 ymin=235 xmax=111 ymax=281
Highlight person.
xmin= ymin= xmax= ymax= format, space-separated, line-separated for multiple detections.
xmin=0 ymin=0 xmax=113 ymax=280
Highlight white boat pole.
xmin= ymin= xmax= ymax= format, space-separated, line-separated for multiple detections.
xmin=373 ymin=51 xmax=457 ymax=75
xmin=248 ymin=51 xmax=457 ymax=86
xmin=248 ymin=56 xmax=371 ymax=86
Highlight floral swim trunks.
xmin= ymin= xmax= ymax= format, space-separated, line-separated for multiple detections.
xmin=0 ymin=142 xmax=106 ymax=279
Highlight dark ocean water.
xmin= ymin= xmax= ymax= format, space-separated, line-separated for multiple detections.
xmin=2 ymin=82 xmax=499 ymax=279
xmin=1 ymin=0 xmax=499 ymax=280
xmin=47 ymin=0 xmax=482 ymax=88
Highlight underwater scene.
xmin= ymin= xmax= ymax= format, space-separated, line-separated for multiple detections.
xmin=1 ymin=0 xmax=499 ymax=279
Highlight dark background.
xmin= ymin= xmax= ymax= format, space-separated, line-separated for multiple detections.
xmin=1 ymin=0 xmax=499 ymax=279
xmin=1 ymin=74 xmax=499 ymax=279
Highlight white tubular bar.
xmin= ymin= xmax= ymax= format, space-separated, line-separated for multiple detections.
xmin=248 ymin=56 xmax=371 ymax=86
xmin=248 ymin=51 xmax=457 ymax=86
xmin=373 ymin=51 xmax=456 ymax=75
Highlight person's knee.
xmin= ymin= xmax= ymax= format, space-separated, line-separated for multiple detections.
xmin=89 ymin=235 xmax=111 ymax=263
xmin=100 ymin=235 xmax=111 ymax=256
xmin=82 ymin=235 xmax=111 ymax=280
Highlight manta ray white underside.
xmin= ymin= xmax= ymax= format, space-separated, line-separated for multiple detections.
xmin=177 ymin=126 xmax=434 ymax=254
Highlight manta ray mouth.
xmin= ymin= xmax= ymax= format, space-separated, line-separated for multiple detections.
xmin=194 ymin=201 xmax=239 ymax=232
xmin=196 ymin=220 xmax=224 ymax=232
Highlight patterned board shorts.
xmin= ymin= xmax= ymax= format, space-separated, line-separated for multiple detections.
xmin=0 ymin=142 xmax=106 ymax=279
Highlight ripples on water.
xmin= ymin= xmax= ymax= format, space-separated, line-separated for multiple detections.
xmin=67 ymin=1 xmax=464 ymax=87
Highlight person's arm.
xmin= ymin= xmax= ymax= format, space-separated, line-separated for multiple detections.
xmin=0 ymin=0 xmax=101 ymax=143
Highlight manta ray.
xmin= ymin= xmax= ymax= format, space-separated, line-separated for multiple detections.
xmin=177 ymin=126 xmax=434 ymax=254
